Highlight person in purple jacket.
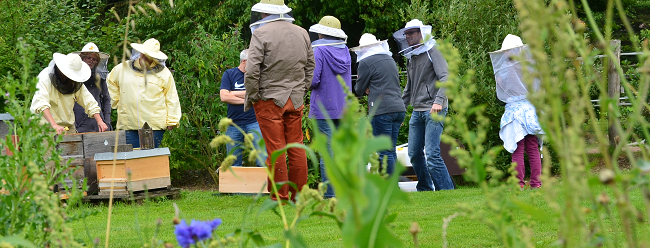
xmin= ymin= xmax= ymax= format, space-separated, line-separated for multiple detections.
xmin=308 ymin=16 xmax=352 ymax=198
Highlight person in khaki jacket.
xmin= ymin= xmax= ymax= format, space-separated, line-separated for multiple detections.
xmin=30 ymin=53 xmax=108 ymax=135
xmin=244 ymin=0 xmax=315 ymax=202
xmin=107 ymin=38 xmax=181 ymax=148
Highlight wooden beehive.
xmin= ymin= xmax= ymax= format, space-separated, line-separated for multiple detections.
xmin=218 ymin=167 xmax=269 ymax=194
xmin=82 ymin=131 xmax=127 ymax=194
xmin=57 ymin=131 xmax=128 ymax=193
xmin=94 ymin=148 xmax=171 ymax=193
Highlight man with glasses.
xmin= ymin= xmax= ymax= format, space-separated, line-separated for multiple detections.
xmin=393 ymin=19 xmax=455 ymax=191
xmin=72 ymin=42 xmax=113 ymax=132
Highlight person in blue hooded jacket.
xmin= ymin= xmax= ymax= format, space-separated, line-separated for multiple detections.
xmin=308 ymin=16 xmax=352 ymax=198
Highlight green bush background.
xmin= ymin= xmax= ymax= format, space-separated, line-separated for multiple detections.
xmin=0 ymin=0 xmax=647 ymax=183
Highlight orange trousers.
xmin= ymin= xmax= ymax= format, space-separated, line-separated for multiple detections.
xmin=253 ymin=98 xmax=307 ymax=201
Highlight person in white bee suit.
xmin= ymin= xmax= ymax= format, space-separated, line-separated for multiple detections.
xmin=30 ymin=53 xmax=108 ymax=135
xmin=107 ymin=38 xmax=182 ymax=148
xmin=393 ymin=19 xmax=454 ymax=191
xmin=72 ymin=42 xmax=113 ymax=132
xmin=489 ymin=34 xmax=543 ymax=189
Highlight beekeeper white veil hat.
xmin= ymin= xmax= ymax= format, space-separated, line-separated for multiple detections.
xmin=72 ymin=42 xmax=110 ymax=79
xmin=489 ymin=34 xmax=539 ymax=103
xmin=250 ymin=0 xmax=294 ymax=33
xmin=349 ymin=33 xmax=392 ymax=63
xmin=309 ymin=16 xmax=347 ymax=47
xmin=392 ymin=19 xmax=436 ymax=58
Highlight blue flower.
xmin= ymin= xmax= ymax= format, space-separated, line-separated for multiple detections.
xmin=174 ymin=220 xmax=195 ymax=248
xmin=174 ymin=218 xmax=223 ymax=247
xmin=208 ymin=218 xmax=222 ymax=230
xmin=190 ymin=220 xmax=213 ymax=240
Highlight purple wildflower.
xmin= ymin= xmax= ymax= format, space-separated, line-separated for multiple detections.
xmin=4 ymin=92 xmax=9 ymax=97
xmin=174 ymin=220 xmax=195 ymax=248
xmin=208 ymin=218 xmax=222 ymax=230
xmin=190 ymin=220 xmax=212 ymax=240
xmin=174 ymin=218 xmax=223 ymax=247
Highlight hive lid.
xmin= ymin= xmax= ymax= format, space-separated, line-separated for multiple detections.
xmin=0 ymin=113 xmax=14 ymax=121
xmin=94 ymin=147 xmax=170 ymax=161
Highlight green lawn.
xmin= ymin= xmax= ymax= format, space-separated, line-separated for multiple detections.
xmin=67 ymin=185 xmax=650 ymax=247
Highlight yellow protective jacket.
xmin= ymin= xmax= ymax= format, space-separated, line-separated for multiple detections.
xmin=30 ymin=67 xmax=101 ymax=128
xmin=107 ymin=61 xmax=181 ymax=130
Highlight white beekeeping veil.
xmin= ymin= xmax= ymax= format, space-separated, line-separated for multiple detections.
xmin=349 ymin=33 xmax=392 ymax=63
xmin=392 ymin=19 xmax=436 ymax=59
xmin=489 ymin=34 xmax=539 ymax=103
xmin=72 ymin=42 xmax=110 ymax=79
xmin=249 ymin=0 xmax=294 ymax=34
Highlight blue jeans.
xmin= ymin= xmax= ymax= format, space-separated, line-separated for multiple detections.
xmin=315 ymin=119 xmax=339 ymax=198
xmin=125 ymin=130 xmax=165 ymax=148
xmin=225 ymin=122 xmax=267 ymax=167
xmin=371 ymin=112 xmax=406 ymax=176
xmin=409 ymin=108 xmax=454 ymax=191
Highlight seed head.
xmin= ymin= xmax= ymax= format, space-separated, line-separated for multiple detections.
xmin=221 ymin=155 xmax=237 ymax=171
xmin=209 ymin=135 xmax=234 ymax=148
xmin=218 ymin=118 xmax=233 ymax=133
xmin=598 ymin=193 xmax=610 ymax=205
xmin=409 ymin=222 xmax=422 ymax=236
xmin=599 ymin=169 xmax=615 ymax=185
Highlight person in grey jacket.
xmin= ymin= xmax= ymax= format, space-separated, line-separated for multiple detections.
xmin=72 ymin=43 xmax=113 ymax=132
xmin=352 ymin=33 xmax=406 ymax=175
xmin=394 ymin=19 xmax=454 ymax=191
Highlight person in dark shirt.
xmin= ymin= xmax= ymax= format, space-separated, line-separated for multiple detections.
xmin=220 ymin=49 xmax=267 ymax=167
xmin=72 ymin=42 xmax=113 ymax=132
xmin=352 ymin=33 xmax=406 ymax=176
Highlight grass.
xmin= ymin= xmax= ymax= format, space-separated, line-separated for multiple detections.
xmin=67 ymin=184 xmax=650 ymax=247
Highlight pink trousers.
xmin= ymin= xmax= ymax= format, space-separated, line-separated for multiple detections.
xmin=512 ymin=135 xmax=542 ymax=187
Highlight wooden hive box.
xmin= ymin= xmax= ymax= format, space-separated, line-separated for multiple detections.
xmin=58 ymin=134 xmax=85 ymax=190
xmin=218 ymin=167 xmax=269 ymax=194
xmin=94 ymin=147 xmax=171 ymax=193
xmin=82 ymin=131 xmax=127 ymax=194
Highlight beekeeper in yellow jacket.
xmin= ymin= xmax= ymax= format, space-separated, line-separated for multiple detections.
xmin=30 ymin=53 xmax=108 ymax=135
xmin=107 ymin=38 xmax=181 ymax=148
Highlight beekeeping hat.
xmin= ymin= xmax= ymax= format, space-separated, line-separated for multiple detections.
xmin=309 ymin=16 xmax=347 ymax=40
xmin=349 ymin=33 xmax=387 ymax=52
xmin=350 ymin=33 xmax=391 ymax=63
xmin=251 ymin=0 xmax=291 ymax=14
xmin=489 ymin=34 xmax=537 ymax=103
xmin=52 ymin=53 xmax=91 ymax=82
xmin=73 ymin=42 xmax=110 ymax=59
xmin=489 ymin=34 xmax=525 ymax=53
xmin=250 ymin=0 xmax=294 ymax=33
xmin=392 ymin=19 xmax=435 ymax=57
xmin=72 ymin=42 xmax=111 ymax=79
xmin=130 ymin=38 xmax=168 ymax=60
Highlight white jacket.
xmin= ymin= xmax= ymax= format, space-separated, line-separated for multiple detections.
xmin=107 ymin=61 xmax=181 ymax=130
xmin=30 ymin=68 xmax=101 ymax=128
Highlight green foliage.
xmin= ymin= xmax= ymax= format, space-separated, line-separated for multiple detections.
xmin=439 ymin=0 xmax=650 ymax=246
xmin=310 ymin=80 xmax=409 ymax=247
xmin=0 ymin=40 xmax=87 ymax=247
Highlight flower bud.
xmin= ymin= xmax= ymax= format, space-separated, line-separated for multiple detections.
xmin=599 ymin=169 xmax=615 ymax=185
xmin=409 ymin=222 xmax=422 ymax=236
xmin=598 ymin=193 xmax=610 ymax=205
xmin=218 ymin=118 xmax=233 ymax=133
